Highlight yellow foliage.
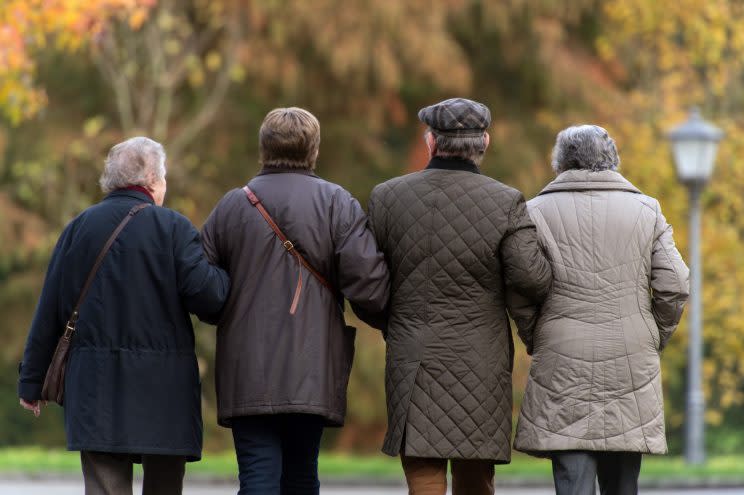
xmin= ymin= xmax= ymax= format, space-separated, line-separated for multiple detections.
xmin=601 ymin=0 xmax=744 ymax=425
xmin=0 ymin=0 xmax=155 ymax=122
xmin=205 ymin=51 xmax=222 ymax=72
xmin=242 ymin=0 xmax=472 ymax=102
xmin=128 ymin=7 xmax=149 ymax=30
xmin=3 ymin=0 xmax=743 ymax=436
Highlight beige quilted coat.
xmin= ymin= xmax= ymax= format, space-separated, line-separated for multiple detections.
xmin=513 ymin=170 xmax=689 ymax=455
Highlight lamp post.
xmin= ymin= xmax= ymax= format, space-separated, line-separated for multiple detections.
xmin=668 ymin=108 xmax=723 ymax=465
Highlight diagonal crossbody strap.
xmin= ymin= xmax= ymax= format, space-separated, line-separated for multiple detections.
xmin=66 ymin=203 xmax=151 ymax=329
xmin=243 ymin=186 xmax=335 ymax=315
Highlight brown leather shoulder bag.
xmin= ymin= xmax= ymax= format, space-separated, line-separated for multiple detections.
xmin=41 ymin=203 xmax=150 ymax=405
xmin=243 ymin=186 xmax=335 ymax=314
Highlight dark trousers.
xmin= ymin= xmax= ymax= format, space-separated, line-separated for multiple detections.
xmin=231 ymin=414 xmax=325 ymax=495
xmin=551 ymin=451 xmax=642 ymax=495
xmin=80 ymin=451 xmax=186 ymax=495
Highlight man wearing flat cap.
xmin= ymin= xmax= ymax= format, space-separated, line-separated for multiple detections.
xmin=362 ymin=98 xmax=553 ymax=494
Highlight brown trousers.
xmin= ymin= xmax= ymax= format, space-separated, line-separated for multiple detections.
xmin=81 ymin=451 xmax=186 ymax=495
xmin=401 ymin=455 xmax=495 ymax=495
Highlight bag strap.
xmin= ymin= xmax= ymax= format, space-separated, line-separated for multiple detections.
xmin=243 ymin=186 xmax=335 ymax=315
xmin=66 ymin=203 xmax=151 ymax=328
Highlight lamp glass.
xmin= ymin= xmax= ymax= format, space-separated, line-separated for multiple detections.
xmin=671 ymin=139 xmax=719 ymax=183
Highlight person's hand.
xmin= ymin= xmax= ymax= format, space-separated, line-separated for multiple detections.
xmin=19 ymin=399 xmax=45 ymax=417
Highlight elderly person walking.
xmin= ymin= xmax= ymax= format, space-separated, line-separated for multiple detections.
xmin=201 ymin=107 xmax=389 ymax=495
xmin=17 ymin=137 xmax=229 ymax=495
xmin=513 ymin=125 xmax=690 ymax=494
xmin=364 ymin=98 xmax=553 ymax=495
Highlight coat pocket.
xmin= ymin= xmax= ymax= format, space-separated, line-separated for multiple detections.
xmin=640 ymin=312 xmax=661 ymax=352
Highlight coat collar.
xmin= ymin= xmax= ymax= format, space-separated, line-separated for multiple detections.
xmin=257 ymin=166 xmax=318 ymax=177
xmin=104 ymin=189 xmax=156 ymax=204
xmin=425 ymin=156 xmax=481 ymax=174
xmin=538 ymin=170 xmax=642 ymax=195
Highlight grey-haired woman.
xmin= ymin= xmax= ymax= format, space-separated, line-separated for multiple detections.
xmin=18 ymin=137 xmax=229 ymax=495
xmin=513 ymin=125 xmax=689 ymax=494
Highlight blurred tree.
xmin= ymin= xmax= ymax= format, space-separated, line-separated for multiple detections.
xmin=90 ymin=0 xmax=242 ymax=164
xmin=222 ymin=0 xmax=473 ymax=200
xmin=448 ymin=0 xmax=609 ymax=192
xmin=2 ymin=0 xmax=475 ymax=218
xmin=599 ymin=0 xmax=744 ymax=447
xmin=0 ymin=0 xmax=157 ymax=124
xmin=3 ymin=0 xmax=744 ymax=454
xmin=0 ymin=0 xmax=476 ymax=451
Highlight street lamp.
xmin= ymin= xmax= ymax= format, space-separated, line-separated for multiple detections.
xmin=668 ymin=108 xmax=723 ymax=465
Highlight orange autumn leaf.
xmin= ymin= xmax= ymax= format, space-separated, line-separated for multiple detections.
xmin=0 ymin=0 xmax=156 ymax=123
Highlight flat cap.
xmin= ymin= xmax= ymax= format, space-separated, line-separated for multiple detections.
xmin=418 ymin=98 xmax=491 ymax=137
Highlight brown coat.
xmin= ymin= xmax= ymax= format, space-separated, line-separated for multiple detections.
xmin=513 ymin=170 xmax=689 ymax=455
xmin=367 ymin=157 xmax=553 ymax=462
xmin=202 ymin=167 xmax=390 ymax=427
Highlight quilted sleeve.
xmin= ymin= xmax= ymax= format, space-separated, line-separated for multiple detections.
xmin=505 ymin=289 xmax=540 ymax=355
xmin=651 ymin=201 xmax=690 ymax=351
xmin=366 ymin=186 xmax=387 ymax=251
xmin=499 ymin=192 xmax=553 ymax=302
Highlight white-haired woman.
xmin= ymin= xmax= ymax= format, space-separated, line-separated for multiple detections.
xmin=18 ymin=137 xmax=229 ymax=495
xmin=512 ymin=125 xmax=689 ymax=494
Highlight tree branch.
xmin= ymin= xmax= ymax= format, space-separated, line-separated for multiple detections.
xmin=93 ymin=29 xmax=135 ymax=132
xmin=168 ymin=19 xmax=241 ymax=162
xmin=161 ymin=28 xmax=222 ymax=90
xmin=135 ymin=21 xmax=163 ymax=129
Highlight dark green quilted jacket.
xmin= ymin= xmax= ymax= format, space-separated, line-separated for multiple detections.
xmin=367 ymin=156 xmax=553 ymax=462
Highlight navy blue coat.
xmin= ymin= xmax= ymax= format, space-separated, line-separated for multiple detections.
xmin=18 ymin=189 xmax=229 ymax=460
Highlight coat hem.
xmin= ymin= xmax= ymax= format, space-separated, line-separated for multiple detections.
xmin=218 ymin=404 xmax=344 ymax=428
xmin=381 ymin=446 xmax=511 ymax=464
xmin=514 ymin=444 xmax=667 ymax=457
xmin=67 ymin=443 xmax=201 ymax=462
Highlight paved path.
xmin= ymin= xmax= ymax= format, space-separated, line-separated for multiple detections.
xmin=1 ymin=480 xmax=744 ymax=494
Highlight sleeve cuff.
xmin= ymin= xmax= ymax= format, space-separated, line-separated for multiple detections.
xmin=18 ymin=380 xmax=43 ymax=401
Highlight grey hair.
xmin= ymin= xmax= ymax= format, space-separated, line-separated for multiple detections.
xmin=551 ymin=125 xmax=620 ymax=174
xmin=99 ymin=137 xmax=166 ymax=193
xmin=426 ymin=129 xmax=488 ymax=166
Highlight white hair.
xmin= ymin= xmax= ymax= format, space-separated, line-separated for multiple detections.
xmin=99 ymin=137 xmax=166 ymax=193
xmin=426 ymin=129 xmax=488 ymax=166
xmin=551 ymin=125 xmax=620 ymax=174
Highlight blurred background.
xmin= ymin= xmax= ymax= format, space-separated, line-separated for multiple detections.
xmin=1 ymin=0 xmax=744 ymax=471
